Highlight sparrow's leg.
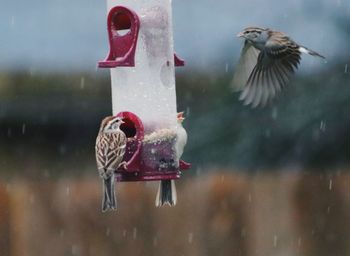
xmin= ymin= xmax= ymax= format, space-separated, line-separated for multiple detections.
xmin=118 ymin=161 xmax=128 ymax=170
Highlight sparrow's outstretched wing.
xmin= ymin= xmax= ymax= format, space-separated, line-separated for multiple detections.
xmin=231 ymin=41 xmax=260 ymax=92
xmin=239 ymin=33 xmax=301 ymax=107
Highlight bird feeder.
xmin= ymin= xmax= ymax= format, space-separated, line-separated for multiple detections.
xmin=98 ymin=0 xmax=190 ymax=184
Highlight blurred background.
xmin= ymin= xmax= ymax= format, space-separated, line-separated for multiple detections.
xmin=1 ymin=0 xmax=350 ymax=255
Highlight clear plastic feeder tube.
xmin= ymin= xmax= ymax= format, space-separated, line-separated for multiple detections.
xmin=107 ymin=0 xmax=177 ymax=133
xmin=106 ymin=0 xmax=181 ymax=170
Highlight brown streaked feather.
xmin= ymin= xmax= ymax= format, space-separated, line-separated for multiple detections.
xmin=95 ymin=130 xmax=127 ymax=177
xmin=240 ymin=32 xmax=302 ymax=107
xmin=243 ymin=27 xmax=269 ymax=34
xmin=99 ymin=116 xmax=115 ymax=132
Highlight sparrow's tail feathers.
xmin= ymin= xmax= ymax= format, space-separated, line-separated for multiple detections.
xmin=155 ymin=180 xmax=177 ymax=207
xmin=299 ymin=46 xmax=325 ymax=59
xmin=102 ymin=174 xmax=117 ymax=212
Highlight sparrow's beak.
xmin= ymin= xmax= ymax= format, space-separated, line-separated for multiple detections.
xmin=177 ymin=112 xmax=185 ymax=122
xmin=237 ymin=31 xmax=244 ymax=38
xmin=121 ymin=120 xmax=125 ymax=124
xmin=177 ymin=112 xmax=184 ymax=119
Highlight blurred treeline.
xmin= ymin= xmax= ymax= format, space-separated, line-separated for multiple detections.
xmin=0 ymin=61 xmax=350 ymax=177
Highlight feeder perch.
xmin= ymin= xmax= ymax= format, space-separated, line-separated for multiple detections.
xmin=98 ymin=0 xmax=190 ymax=206
xmin=98 ymin=6 xmax=140 ymax=68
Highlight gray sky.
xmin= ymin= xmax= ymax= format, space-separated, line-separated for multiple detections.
xmin=0 ymin=0 xmax=349 ymax=72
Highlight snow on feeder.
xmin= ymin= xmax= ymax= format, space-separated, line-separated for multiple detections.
xmin=98 ymin=0 xmax=190 ymax=208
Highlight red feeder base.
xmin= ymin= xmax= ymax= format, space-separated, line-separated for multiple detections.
xmin=115 ymin=111 xmax=191 ymax=182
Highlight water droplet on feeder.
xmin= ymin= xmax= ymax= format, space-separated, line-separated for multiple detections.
xmin=122 ymin=229 xmax=127 ymax=237
xmin=345 ymin=64 xmax=348 ymax=73
xmin=22 ymin=123 xmax=26 ymax=134
xmin=29 ymin=68 xmax=35 ymax=77
xmin=225 ymin=63 xmax=229 ymax=73
xmin=80 ymin=77 xmax=85 ymax=89
xmin=271 ymin=107 xmax=278 ymax=120
xmin=66 ymin=186 xmax=70 ymax=196
xmin=248 ymin=193 xmax=252 ymax=203
xmin=44 ymin=169 xmax=50 ymax=178
xmin=153 ymin=237 xmax=158 ymax=247
xmin=71 ymin=245 xmax=80 ymax=255
xmin=320 ymin=121 xmax=326 ymax=132
xmin=196 ymin=167 xmax=202 ymax=176
xmin=241 ymin=228 xmax=246 ymax=237
xmin=6 ymin=184 xmax=11 ymax=193
xmin=188 ymin=232 xmax=194 ymax=244
xmin=7 ymin=128 xmax=12 ymax=138
xmin=221 ymin=175 xmax=224 ymax=183
xmin=273 ymin=235 xmax=278 ymax=247
xmin=133 ymin=228 xmax=137 ymax=240
xmin=29 ymin=194 xmax=35 ymax=204
xmin=329 ymin=179 xmax=332 ymax=190
xmin=298 ymin=237 xmax=302 ymax=247
xmin=312 ymin=129 xmax=320 ymax=141
xmin=10 ymin=16 xmax=15 ymax=27
xmin=59 ymin=145 xmax=67 ymax=155
xmin=106 ymin=228 xmax=110 ymax=236
xmin=40 ymin=114 xmax=48 ymax=124
xmin=186 ymin=107 xmax=191 ymax=116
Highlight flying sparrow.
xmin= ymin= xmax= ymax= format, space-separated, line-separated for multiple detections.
xmin=95 ymin=116 xmax=127 ymax=212
xmin=155 ymin=112 xmax=187 ymax=207
xmin=232 ymin=26 xmax=325 ymax=108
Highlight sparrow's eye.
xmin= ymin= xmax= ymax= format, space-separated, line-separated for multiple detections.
xmin=246 ymin=33 xmax=255 ymax=39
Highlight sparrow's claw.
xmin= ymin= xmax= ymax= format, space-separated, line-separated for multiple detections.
xmin=98 ymin=169 xmax=105 ymax=178
xmin=118 ymin=161 xmax=128 ymax=170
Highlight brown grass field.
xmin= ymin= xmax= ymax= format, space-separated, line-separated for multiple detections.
xmin=0 ymin=171 xmax=349 ymax=256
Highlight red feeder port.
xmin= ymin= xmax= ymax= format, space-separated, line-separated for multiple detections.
xmin=98 ymin=6 xmax=140 ymax=68
xmin=116 ymin=111 xmax=144 ymax=172
xmin=115 ymin=111 xmax=190 ymax=182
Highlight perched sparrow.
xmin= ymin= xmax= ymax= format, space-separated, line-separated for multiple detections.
xmin=95 ymin=116 xmax=127 ymax=212
xmin=155 ymin=112 xmax=187 ymax=207
xmin=232 ymin=27 xmax=325 ymax=108
xmin=174 ymin=112 xmax=188 ymax=160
